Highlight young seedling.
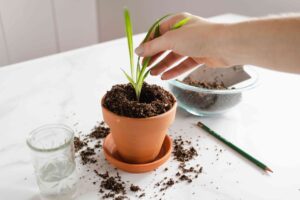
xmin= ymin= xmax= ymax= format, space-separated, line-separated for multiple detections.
xmin=123 ymin=8 xmax=190 ymax=101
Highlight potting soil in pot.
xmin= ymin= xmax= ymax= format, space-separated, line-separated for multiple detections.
xmin=103 ymin=83 xmax=176 ymax=118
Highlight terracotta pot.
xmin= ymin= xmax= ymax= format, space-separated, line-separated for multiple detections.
xmin=101 ymin=96 xmax=177 ymax=164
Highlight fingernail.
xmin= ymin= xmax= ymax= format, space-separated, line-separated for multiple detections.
xmin=135 ymin=46 xmax=144 ymax=55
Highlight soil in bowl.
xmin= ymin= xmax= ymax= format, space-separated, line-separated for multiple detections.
xmin=170 ymin=77 xmax=241 ymax=113
xmin=103 ymin=82 xmax=175 ymax=118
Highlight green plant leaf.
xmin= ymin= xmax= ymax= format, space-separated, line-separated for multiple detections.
xmin=136 ymin=57 xmax=151 ymax=97
xmin=143 ymin=69 xmax=151 ymax=80
xmin=154 ymin=23 xmax=160 ymax=38
xmin=122 ymin=10 xmax=182 ymax=101
xmin=136 ymin=69 xmax=151 ymax=101
xmin=136 ymin=84 xmax=142 ymax=101
xmin=171 ymin=17 xmax=190 ymax=30
xmin=136 ymin=57 xmax=141 ymax=82
xmin=124 ymin=8 xmax=134 ymax=78
xmin=142 ymin=14 xmax=171 ymax=43
xmin=137 ymin=57 xmax=151 ymax=84
xmin=121 ymin=68 xmax=135 ymax=88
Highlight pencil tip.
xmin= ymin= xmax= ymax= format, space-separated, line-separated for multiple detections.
xmin=265 ymin=167 xmax=273 ymax=173
xmin=197 ymin=121 xmax=203 ymax=127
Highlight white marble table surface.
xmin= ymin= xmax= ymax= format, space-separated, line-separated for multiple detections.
xmin=1 ymin=14 xmax=300 ymax=200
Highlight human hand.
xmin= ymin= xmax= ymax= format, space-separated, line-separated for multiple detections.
xmin=135 ymin=13 xmax=229 ymax=80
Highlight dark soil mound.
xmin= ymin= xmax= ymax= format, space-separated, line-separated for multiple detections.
xmin=182 ymin=77 xmax=227 ymax=89
xmin=103 ymin=83 xmax=175 ymax=118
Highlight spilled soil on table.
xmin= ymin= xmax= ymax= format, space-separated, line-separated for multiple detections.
xmin=74 ymin=121 xmax=204 ymax=199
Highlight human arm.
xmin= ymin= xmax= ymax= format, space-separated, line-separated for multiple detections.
xmin=135 ymin=13 xmax=300 ymax=79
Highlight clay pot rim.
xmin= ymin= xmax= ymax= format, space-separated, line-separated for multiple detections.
xmin=101 ymin=94 xmax=177 ymax=121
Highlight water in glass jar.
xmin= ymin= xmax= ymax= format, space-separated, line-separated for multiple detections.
xmin=36 ymin=158 xmax=77 ymax=200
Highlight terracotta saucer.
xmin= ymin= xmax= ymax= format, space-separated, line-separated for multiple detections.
xmin=103 ymin=133 xmax=172 ymax=173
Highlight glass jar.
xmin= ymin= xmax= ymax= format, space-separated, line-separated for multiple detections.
xmin=27 ymin=124 xmax=78 ymax=200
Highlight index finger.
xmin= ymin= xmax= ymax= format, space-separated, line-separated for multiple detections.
xmin=159 ymin=12 xmax=191 ymax=35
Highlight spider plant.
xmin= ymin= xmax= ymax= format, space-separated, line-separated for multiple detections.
xmin=123 ymin=8 xmax=190 ymax=101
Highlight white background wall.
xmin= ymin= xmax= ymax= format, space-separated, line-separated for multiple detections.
xmin=0 ymin=0 xmax=300 ymax=67
xmin=97 ymin=0 xmax=300 ymax=41
xmin=0 ymin=0 xmax=98 ymax=66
